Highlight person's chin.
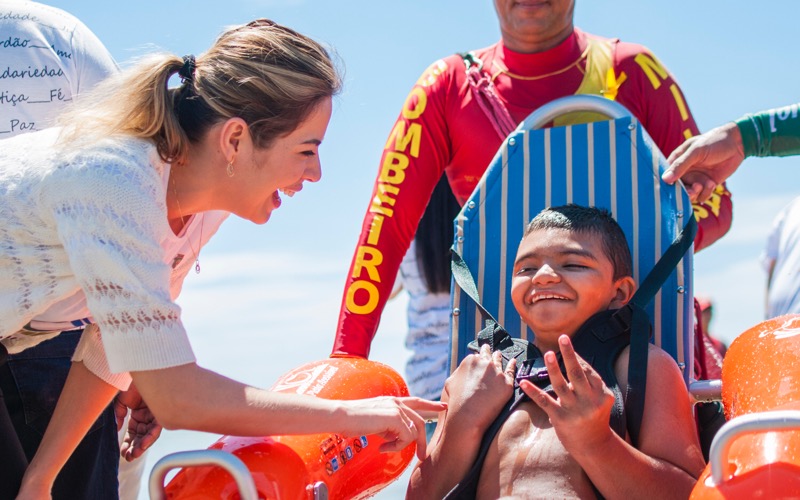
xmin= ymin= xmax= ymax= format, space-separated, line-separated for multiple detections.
xmin=255 ymin=208 xmax=274 ymax=225
xmin=238 ymin=206 xmax=273 ymax=225
xmin=526 ymin=312 xmax=573 ymax=336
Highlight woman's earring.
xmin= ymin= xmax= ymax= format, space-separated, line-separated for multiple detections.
xmin=226 ymin=161 xmax=235 ymax=177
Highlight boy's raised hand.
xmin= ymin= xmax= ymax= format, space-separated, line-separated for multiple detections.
xmin=520 ymin=335 xmax=614 ymax=454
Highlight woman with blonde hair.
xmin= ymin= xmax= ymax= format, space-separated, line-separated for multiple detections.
xmin=0 ymin=19 xmax=443 ymax=498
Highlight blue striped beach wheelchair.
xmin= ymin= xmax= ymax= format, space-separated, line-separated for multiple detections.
xmin=449 ymin=94 xmax=697 ymax=385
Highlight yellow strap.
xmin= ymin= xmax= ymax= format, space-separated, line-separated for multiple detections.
xmin=554 ymin=38 xmax=628 ymax=127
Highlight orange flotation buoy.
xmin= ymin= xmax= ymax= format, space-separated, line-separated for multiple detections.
xmin=164 ymin=357 xmax=416 ymax=499
xmin=691 ymin=314 xmax=800 ymax=499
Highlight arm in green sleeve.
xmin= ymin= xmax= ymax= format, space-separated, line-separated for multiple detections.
xmin=735 ymin=104 xmax=800 ymax=158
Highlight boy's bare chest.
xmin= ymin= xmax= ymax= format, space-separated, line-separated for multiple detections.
xmin=477 ymin=402 xmax=597 ymax=499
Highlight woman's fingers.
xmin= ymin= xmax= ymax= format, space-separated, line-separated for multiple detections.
xmin=400 ymin=397 xmax=447 ymax=419
xmin=401 ymin=401 xmax=430 ymax=460
xmin=377 ymin=416 xmax=422 ymax=457
xmin=371 ymin=397 xmax=444 ymax=458
xmin=409 ymin=419 xmax=428 ymax=460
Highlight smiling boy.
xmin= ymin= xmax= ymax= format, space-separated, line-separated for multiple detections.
xmin=408 ymin=205 xmax=705 ymax=499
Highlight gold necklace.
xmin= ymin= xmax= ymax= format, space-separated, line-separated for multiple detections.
xmin=490 ymin=45 xmax=590 ymax=82
xmin=171 ymin=170 xmax=204 ymax=274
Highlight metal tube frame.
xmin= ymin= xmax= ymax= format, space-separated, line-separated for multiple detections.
xmin=516 ymin=94 xmax=633 ymax=131
xmin=148 ymin=449 xmax=258 ymax=500
xmin=709 ymin=410 xmax=800 ymax=485
xmin=688 ymin=379 xmax=723 ymax=403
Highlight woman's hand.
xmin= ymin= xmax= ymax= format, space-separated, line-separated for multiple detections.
xmin=521 ymin=335 xmax=614 ymax=455
xmin=336 ymin=396 xmax=446 ymax=460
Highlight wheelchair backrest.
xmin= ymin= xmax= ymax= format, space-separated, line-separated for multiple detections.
xmin=450 ymin=96 xmax=695 ymax=382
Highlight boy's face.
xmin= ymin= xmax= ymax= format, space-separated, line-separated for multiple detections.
xmin=511 ymin=227 xmax=635 ymax=350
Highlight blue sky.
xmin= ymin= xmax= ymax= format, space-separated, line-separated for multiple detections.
xmin=47 ymin=1 xmax=800 ymax=497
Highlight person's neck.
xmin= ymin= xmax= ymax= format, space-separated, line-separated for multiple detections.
xmin=167 ymin=151 xmax=218 ymax=228
xmin=501 ymin=24 xmax=574 ymax=54
xmin=533 ymin=338 xmax=560 ymax=355
xmin=532 ymin=327 xmax=577 ymax=355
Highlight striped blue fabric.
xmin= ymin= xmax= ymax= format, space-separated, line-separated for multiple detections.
xmin=450 ymin=116 xmax=695 ymax=382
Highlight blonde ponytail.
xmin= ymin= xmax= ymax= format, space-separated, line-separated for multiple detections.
xmin=59 ymin=19 xmax=341 ymax=165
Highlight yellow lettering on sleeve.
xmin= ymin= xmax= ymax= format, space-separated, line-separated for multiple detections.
xmin=634 ymin=53 xmax=668 ymax=90
xmin=669 ymin=84 xmax=689 ymax=121
xmin=416 ymin=60 xmax=448 ymax=87
xmin=401 ymin=87 xmax=428 ymax=120
xmin=370 ymin=184 xmax=400 ymax=217
xmin=352 ymin=246 xmax=383 ymax=282
xmin=385 ymin=122 xmax=422 ymax=158
xmin=692 ymin=204 xmax=708 ymax=220
xmin=692 ymin=184 xmax=727 ymax=219
xmin=379 ymin=152 xmax=409 ymax=184
xmin=367 ymin=215 xmax=384 ymax=246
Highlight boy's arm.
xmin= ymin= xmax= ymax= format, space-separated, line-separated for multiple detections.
xmin=406 ymin=388 xmax=480 ymax=499
xmin=522 ymin=337 xmax=705 ymax=499
xmin=580 ymin=346 xmax=705 ymax=498
xmin=407 ymin=347 xmax=515 ymax=499
xmin=17 ymin=361 xmax=119 ymax=499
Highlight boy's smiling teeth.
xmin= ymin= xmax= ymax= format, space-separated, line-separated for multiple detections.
xmin=279 ymin=187 xmax=296 ymax=197
xmin=533 ymin=293 xmax=568 ymax=303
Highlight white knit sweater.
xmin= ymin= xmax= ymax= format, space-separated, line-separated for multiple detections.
xmin=0 ymin=128 xmax=226 ymax=389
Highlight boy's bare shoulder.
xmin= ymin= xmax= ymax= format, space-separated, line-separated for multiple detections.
xmin=613 ymin=343 xmax=683 ymax=392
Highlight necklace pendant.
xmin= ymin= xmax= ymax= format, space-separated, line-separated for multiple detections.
xmin=195 ymin=260 xmax=201 ymax=274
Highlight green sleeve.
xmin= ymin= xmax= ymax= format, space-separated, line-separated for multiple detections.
xmin=735 ymin=104 xmax=800 ymax=158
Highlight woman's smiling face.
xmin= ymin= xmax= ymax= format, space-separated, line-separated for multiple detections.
xmin=229 ymin=97 xmax=332 ymax=224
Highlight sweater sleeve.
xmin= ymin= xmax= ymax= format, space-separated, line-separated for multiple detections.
xmin=72 ymin=323 xmax=132 ymax=390
xmin=45 ymin=145 xmax=195 ymax=374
